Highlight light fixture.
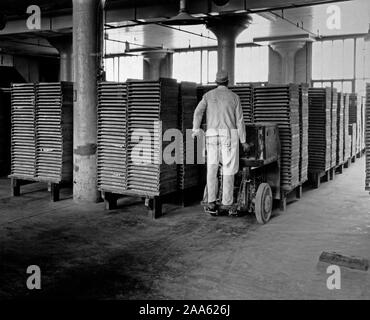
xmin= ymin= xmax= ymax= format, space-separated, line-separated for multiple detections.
xmin=162 ymin=0 xmax=204 ymax=26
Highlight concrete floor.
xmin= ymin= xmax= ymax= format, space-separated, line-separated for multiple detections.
xmin=0 ymin=157 xmax=369 ymax=300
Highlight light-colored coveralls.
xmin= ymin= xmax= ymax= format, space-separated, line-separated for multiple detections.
xmin=193 ymin=85 xmax=246 ymax=206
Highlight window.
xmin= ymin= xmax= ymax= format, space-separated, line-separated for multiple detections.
xmin=173 ymin=45 xmax=269 ymax=85
xmin=104 ymin=43 xmax=269 ymax=85
xmin=312 ymin=39 xmax=354 ymax=80
xmin=173 ymin=51 xmax=202 ymax=83
xmin=235 ymin=46 xmax=269 ymax=83
xmin=355 ymin=37 xmax=370 ymax=96
xmin=104 ymin=55 xmax=143 ymax=82
xmin=173 ymin=50 xmax=215 ymax=84
xmin=312 ymin=37 xmax=370 ymax=96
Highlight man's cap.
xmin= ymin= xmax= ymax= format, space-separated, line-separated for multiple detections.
xmin=216 ymin=70 xmax=229 ymax=84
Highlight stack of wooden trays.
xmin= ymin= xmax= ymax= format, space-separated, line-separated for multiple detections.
xmin=299 ymin=84 xmax=309 ymax=183
xmin=178 ymin=82 xmax=199 ymax=191
xmin=35 ymin=82 xmax=73 ymax=183
xmin=97 ymin=82 xmax=128 ymax=194
xmin=343 ymin=94 xmax=351 ymax=161
xmin=349 ymin=93 xmax=358 ymax=124
xmin=336 ymin=92 xmax=344 ymax=165
xmin=126 ymin=79 xmax=179 ymax=196
xmin=230 ymin=85 xmax=254 ymax=123
xmin=330 ymin=88 xmax=338 ymax=168
xmin=308 ymin=88 xmax=332 ymax=173
xmin=253 ymin=84 xmax=300 ymax=191
xmin=349 ymin=123 xmax=357 ymax=157
xmin=359 ymin=97 xmax=365 ymax=153
xmin=10 ymin=83 xmax=37 ymax=179
xmin=0 ymin=89 xmax=11 ymax=176
xmin=366 ymin=83 xmax=370 ymax=191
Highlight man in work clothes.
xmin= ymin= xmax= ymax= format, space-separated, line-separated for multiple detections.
xmin=192 ymin=70 xmax=249 ymax=215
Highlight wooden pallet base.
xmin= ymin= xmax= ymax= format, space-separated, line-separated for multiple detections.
xmin=279 ymin=183 xmax=303 ymax=212
xmin=102 ymin=191 xmax=164 ymax=219
xmin=103 ymin=190 xmax=193 ymax=219
xmin=308 ymin=168 xmax=335 ymax=189
xmin=335 ymin=163 xmax=344 ymax=174
xmin=10 ymin=177 xmax=66 ymax=202
xmin=178 ymin=186 xmax=203 ymax=208
xmin=103 ymin=185 xmax=203 ymax=219
xmin=343 ymin=158 xmax=351 ymax=169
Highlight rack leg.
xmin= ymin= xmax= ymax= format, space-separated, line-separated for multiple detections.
xmin=147 ymin=197 xmax=162 ymax=219
xmin=104 ymin=193 xmax=118 ymax=210
xmin=296 ymin=185 xmax=302 ymax=199
xmin=279 ymin=196 xmax=287 ymax=212
xmin=323 ymin=172 xmax=329 ymax=182
xmin=312 ymin=174 xmax=320 ymax=189
xmin=11 ymin=178 xmax=21 ymax=197
xmin=337 ymin=164 xmax=343 ymax=174
xmin=329 ymin=168 xmax=334 ymax=181
xmin=51 ymin=183 xmax=60 ymax=202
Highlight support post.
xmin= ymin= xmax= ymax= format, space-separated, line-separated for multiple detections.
xmin=48 ymin=35 xmax=74 ymax=82
xmin=143 ymin=50 xmax=173 ymax=80
xmin=72 ymin=0 xmax=102 ymax=202
xmin=206 ymin=15 xmax=251 ymax=85
xmin=270 ymin=41 xmax=307 ymax=84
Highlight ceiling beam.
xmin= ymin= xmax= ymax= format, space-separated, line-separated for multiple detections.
xmin=0 ymin=0 xmax=352 ymax=37
xmin=0 ymin=14 xmax=72 ymax=36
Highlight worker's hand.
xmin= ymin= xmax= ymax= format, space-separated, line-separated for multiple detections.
xmin=192 ymin=129 xmax=201 ymax=139
xmin=241 ymin=143 xmax=251 ymax=153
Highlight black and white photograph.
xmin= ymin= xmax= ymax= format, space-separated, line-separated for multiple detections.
xmin=0 ymin=0 xmax=369 ymax=307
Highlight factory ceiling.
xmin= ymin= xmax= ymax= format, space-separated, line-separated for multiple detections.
xmin=0 ymin=0 xmax=72 ymax=18
xmin=106 ymin=0 xmax=370 ymax=52
xmin=0 ymin=0 xmax=352 ymax=18
xmin=0 ymin=0 xmax=368 ymax=56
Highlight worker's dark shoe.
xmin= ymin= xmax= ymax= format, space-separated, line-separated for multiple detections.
xmin=205 ymin=202 xmax=218 ymax=216
xmin=218 ymin=205 xmax=233 ymax=216
xmin=228 ymin=206 xmax=240 ymax=217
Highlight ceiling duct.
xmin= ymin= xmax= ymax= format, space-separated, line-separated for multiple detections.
xmin=162 ymin=0 xmax=204 ymax=25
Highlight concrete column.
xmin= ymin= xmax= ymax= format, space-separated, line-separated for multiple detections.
xmin=143 ymin=51 xmax=173 ymax=80
xmin=48 ymin=35 xmax=73 ymax=82
xmin=207 ymin=15 xmax=251 ymax=85
xmin=73 ymin=0 xmax=101 ymax=202
xmin=270 ymin=41 xmax=307 ymax=84
xmin=161 ymin=52 xmax=173 ymax=79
